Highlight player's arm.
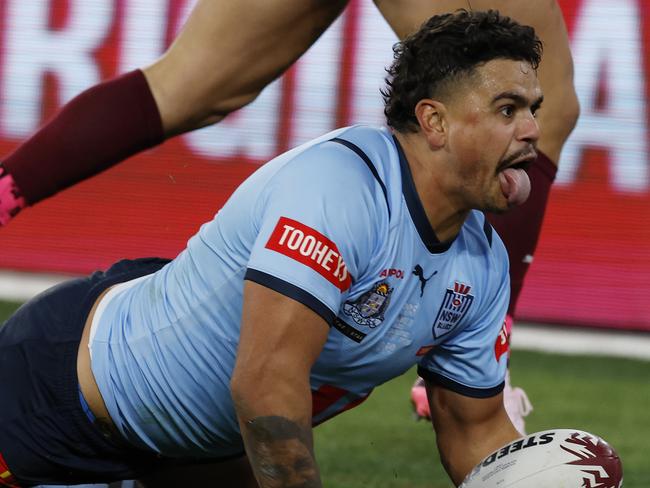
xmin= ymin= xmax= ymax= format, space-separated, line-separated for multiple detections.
xmin=426 ymin=380 xmax=520 ymax=486
xmin=231 ymin=280 xmax=330 ymax=488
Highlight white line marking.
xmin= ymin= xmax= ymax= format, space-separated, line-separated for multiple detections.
xmin=512 ymin=321 xmax=650 ymax=361
xmin=0 ymin=270 xmax=648 ymax=360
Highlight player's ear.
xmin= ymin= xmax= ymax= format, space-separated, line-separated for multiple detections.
xmin=415 ymin=99 xmax=447 ymax=149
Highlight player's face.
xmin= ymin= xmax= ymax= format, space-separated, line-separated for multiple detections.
xmin=444 ymin=59 xmax=542 ymax=213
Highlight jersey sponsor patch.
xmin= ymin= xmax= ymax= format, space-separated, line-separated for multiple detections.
xmin=343 ymin=281 xmax=393 ymax=327
xmin=379 ymin=267 xmax=405 ymax=279
xmin=494 ymin=318 xmax=510 ymax=361
xmin=432 ymin=281 xmax=474 ymax=338
xmin=265 ymin=217 xmax=351 ymax=292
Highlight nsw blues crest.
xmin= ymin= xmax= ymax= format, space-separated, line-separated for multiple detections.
xmin=432 ymin=281 xmax=474 ymax=338
xmin=343 ymin=281 xmax=393 ymax=328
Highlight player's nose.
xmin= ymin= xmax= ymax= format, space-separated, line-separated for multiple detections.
xmin=518 ymin=112 xmax=540 ymax=145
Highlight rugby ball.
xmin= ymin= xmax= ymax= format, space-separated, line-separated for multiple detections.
xmin=459 ymin=429 xmax=623 ymax=487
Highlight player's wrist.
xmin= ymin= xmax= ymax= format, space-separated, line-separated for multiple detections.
xmin=0 ymin=164 xmax=27 ymax=226
xmin=242 ymin=414 xmax=322 ymax=488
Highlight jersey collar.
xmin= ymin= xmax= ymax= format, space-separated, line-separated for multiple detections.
xmin=393 ymin=135 xmax=455 ymax=254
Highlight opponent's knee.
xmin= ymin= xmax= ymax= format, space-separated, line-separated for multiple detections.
xmin=541 ymin=82 xmax=580 ymax=153
xmin=558 ymin=85 xmax=580 ymax=138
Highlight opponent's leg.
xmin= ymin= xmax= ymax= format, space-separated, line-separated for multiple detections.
xmin=410 ymin=153 xmax=554 ymax=432
xmin=0 ymin=0 xmax=348 ymax=215
xmin=144 ymin=0 xmax=349 ymax=135
xmin=481 ymin=155 xmax=555 ymax=434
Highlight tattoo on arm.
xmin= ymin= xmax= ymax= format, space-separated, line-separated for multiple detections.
xmin=243 ymin=415 xmax=321 ymax=488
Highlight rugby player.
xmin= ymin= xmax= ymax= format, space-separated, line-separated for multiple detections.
xmin=0 ymin=0 xmax=577 ymax=438
xmin=0 ymin=10 xmax=542 ymax=487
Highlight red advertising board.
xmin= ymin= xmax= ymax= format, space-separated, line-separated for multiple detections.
xmin=0 ymin=0 xmax=648 ymax=331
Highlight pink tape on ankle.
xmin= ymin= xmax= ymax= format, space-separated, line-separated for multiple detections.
xmin=0 ymin=165 xmax=26 ymax=226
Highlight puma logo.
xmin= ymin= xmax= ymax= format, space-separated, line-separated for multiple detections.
xmin=413 ymin=265 xmax=437 ymax=297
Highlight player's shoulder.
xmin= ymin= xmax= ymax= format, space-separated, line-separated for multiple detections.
xmin=268 ymin=125 xmax=396 ymax=210
xmin=316 ymin=125 xmax=399 ymax=212
xmin=296 ymin=124 xmax=396 ymax=177
xmin=326 ymin=125 xmax=399 ymax=175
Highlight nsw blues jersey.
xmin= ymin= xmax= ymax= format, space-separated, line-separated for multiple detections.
xmin=90 ymin=125 xmax=511 ymax=458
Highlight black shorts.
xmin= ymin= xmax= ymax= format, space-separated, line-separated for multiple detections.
xmin=0 ymin=258 xmax=170 ymax=487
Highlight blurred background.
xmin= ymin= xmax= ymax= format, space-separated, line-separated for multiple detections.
xmin=0 ymin=0 xmax=649 ymax=331
xmin=0 ymin=0 xmax=647 ymax=486
xmin=1 ymin=0 xmax=650 ymax=330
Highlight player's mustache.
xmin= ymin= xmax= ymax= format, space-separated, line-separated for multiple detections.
xmin=499 ymin=146 xmax=537 ymax=169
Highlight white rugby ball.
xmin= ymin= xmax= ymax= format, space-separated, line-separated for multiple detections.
xmin=459 ymin=429 xmax=623 ymax=488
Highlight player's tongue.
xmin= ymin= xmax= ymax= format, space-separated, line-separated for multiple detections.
xmin=498 ymin=166 xmax=531 ymax=206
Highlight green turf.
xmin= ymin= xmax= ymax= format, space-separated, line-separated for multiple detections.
xmin=0 ymin=302 xmax=646 ymax=486
xmin=511 ymin=350 xmax=650 ymax=488
xmin=0 ymin=300 xmax=21 ymax=322
xmin=315 ymin=367 xmax=451 ymax=488
xmin=315 ymin=349 xmax=650 ymax=487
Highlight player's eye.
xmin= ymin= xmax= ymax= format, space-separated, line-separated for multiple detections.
xmin=500 ymin=105 xmax=514 ymax=118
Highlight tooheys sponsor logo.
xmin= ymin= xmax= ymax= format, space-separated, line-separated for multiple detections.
xmin=266 ymin=217 xmax=351 ymax=292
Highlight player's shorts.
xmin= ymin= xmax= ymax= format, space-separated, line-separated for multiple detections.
xmin=0 ymin=258 xmax=171 ymax=487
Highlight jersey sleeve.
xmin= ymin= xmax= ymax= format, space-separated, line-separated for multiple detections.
xmin=418 ymin=237 xmax=510 ymax=398
xmin=245 ymin=140 xmax=388 ymax=326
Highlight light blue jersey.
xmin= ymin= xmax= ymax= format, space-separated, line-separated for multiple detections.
xmin=90 ymin=125 xmax=510 ymax=459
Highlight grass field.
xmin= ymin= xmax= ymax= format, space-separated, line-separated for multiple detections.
xmin=0 ymin=300 xmax=647 ymax=487
xmin=315 ymin=350 xmax=650 ymax=487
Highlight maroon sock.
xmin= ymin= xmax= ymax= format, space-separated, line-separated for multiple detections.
xmin=487 ymin=151 xmax=557 ymax=317
xmin=2 ymin=69 xmax=163 ymax=204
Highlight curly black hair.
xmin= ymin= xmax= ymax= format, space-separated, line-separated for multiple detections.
xmin=382 ymin=10 xmax=543 ymax=132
